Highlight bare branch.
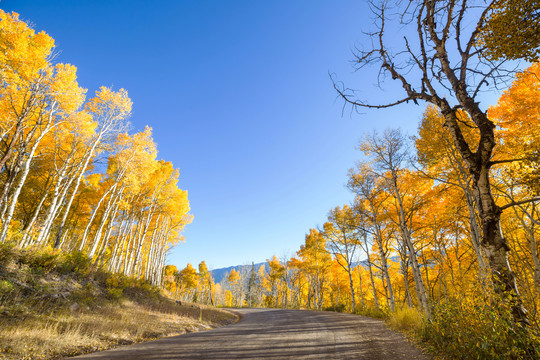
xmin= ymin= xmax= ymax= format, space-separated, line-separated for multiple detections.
xmin=500 ymin=197 xmax=540 ymax=211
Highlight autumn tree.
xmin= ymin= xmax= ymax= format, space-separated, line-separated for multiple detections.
xmin=177 ymin=263 xmax=198 ymax=301
xmin=489 ymin=62 xmax=540 ymax=316
xmin=333 ymin=0 xmax=531 ymax=324
xmin=53 ymin=86 xmax=131 ymax=247
xmin=323 ymin=205 xmax=362 ymax=311
xmin=478 ymin=0 xmax=540 ymax=61
xmin=265 ymin=255 xmax=285 ymax=307
xmin=489 ymin=62 xmax=540 ymax=196
xmin=348 ymin=163 xmax=396 ymax=310
xmin=198 ymin=261 xmax=214 ymax=305
xmin=0 ymin=10 xmax=86 ymax=243
xmin=227 ymin=269 xmax=242 ymax=307
xmin=359 ymin=129 xmax=430 ymax=315
xmin=291 ymin=229 xmax=332 ymax=310
xmin=415 ymin=106 xmax=489 ymax=282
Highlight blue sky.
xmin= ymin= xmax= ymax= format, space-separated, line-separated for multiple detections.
xmin=2 ymin=1 xmax=505 ymax=269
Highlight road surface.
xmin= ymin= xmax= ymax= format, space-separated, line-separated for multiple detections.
xmin=72 ymin=308 xmax=429 ymax=359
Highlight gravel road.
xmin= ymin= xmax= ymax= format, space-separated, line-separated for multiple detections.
xmin=71 ymin=308 xmax=430 ymax=359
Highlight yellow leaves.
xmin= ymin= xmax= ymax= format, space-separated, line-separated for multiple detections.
xmin=479 ymin=0 xmax=540 ymax=61
xmin=267 ymin=255 xmax=285 ymax=279
xmin=295 ymin=228 xmax=332 ymax=273
xmin=0 ymin=10 xmax=55 ymax=84
xmin=416 ymin=105 xmax=479 ymax=174
xmin=68 ymin=110 xmax=96 ymax=139
xmin=96 ymin=126 xmax=191 ymax=249
xmin=50 ymin=64 xmax=86 ymax=113
xmin=86 ymin=86 xmax=132 ymax=118
xmin=0 ymin=10 xmax=86 ymax=167
xmin=227 ymin=269 xmax=241 ymax=284
xmin=179 ymin=263 xmax=198 ymax=290
xmin=110 ymin=126 xmax=158 ymax=191
xmin=85 ymin=174 xmax=102 ymax=189
xmin=0 ymin=8 xmax=191 ymax=291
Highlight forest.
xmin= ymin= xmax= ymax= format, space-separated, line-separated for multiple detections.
xmin=0 ymin=9 xmax=192 ymax=286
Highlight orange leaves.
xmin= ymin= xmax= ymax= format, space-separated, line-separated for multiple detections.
xmin=489 ymin=63 xmax=540 ymax=152
xmin=489 ymin=63 xmax=540 ymax=194
xmin=416 ymin=105 xmax=479 ymax=175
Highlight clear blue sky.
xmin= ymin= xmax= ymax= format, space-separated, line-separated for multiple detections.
xmin=2 ymin=0 xmax=503 ymax=269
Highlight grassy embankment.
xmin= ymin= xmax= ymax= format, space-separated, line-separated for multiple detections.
xmin=0 ymin=243 xmax=237 ymax=360
xmin=354 ymin=302 xmax=540 ymax=360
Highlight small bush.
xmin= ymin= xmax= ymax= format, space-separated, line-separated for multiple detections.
xmin=73 ymin=282 xmax=100 ymax=306
xmin=355 ymin=305 xmax=389 ymax=320
xmin=0 ymin=279 xmax=15 ymax=294
xmin=387 ymin=306 xmax=423 ymax=332
xmin=106 ymin=273 xmax=133 ymax=291
xmin=59 ymin=251 xmax=91 ymax=275
xmin=20 ymin=247 xmax=62 ymax=273
xmin=324 ymin=303 xmax=347 ymax=312
xmin=107 ymin=287 xmax=124 ymax=300
xmin=0 ymin=241 xmax=17 ymax=265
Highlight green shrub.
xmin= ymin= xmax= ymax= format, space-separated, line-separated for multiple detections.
xmin=20 ymin=247 xmax=61 ymax=273
xmin=107 ymin=287 xmax=123 ymax=301
xmin=59 ymin=251 xmax=91 ymax=275
xmin=0 ymin=241 xmax=17 ymax=265
xmin=72 ymin=282 xmax=100 ymax=306
xmin=420 ymin=297 xmax=540 ymax=360
xmin=355 ymin=305 xmax=389 ymax=320
xmin=0 ymin=280 xmax=14 ymax=294
xmin=324 ymin=303 xmax=347 ymax=312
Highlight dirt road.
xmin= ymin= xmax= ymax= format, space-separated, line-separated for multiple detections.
xmin=71 ymin=308 xmax=429 ymax=359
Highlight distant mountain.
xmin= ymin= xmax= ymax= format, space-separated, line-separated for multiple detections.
xmin=210 ymin=262 xmax=268 ymax=284
xmin=209 ymin=256 xmax=402 ymax=285
xmin=210 ymin=258 xmax=383 ymax=284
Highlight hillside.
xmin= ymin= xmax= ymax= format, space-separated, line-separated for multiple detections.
xmin=0 ymin=244 xmax=237 ymax=360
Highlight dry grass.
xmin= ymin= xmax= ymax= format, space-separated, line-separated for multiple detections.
xmin=0 ymin=300 xmax=237 ymax=359
xmin=386 ymin=306 xmax=424 ymax=333
xmin=0 ymin=244 xmax=237 ymax=359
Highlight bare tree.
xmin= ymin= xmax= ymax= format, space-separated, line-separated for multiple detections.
xmin=332 ymin=0 xmax=533 ymax=324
